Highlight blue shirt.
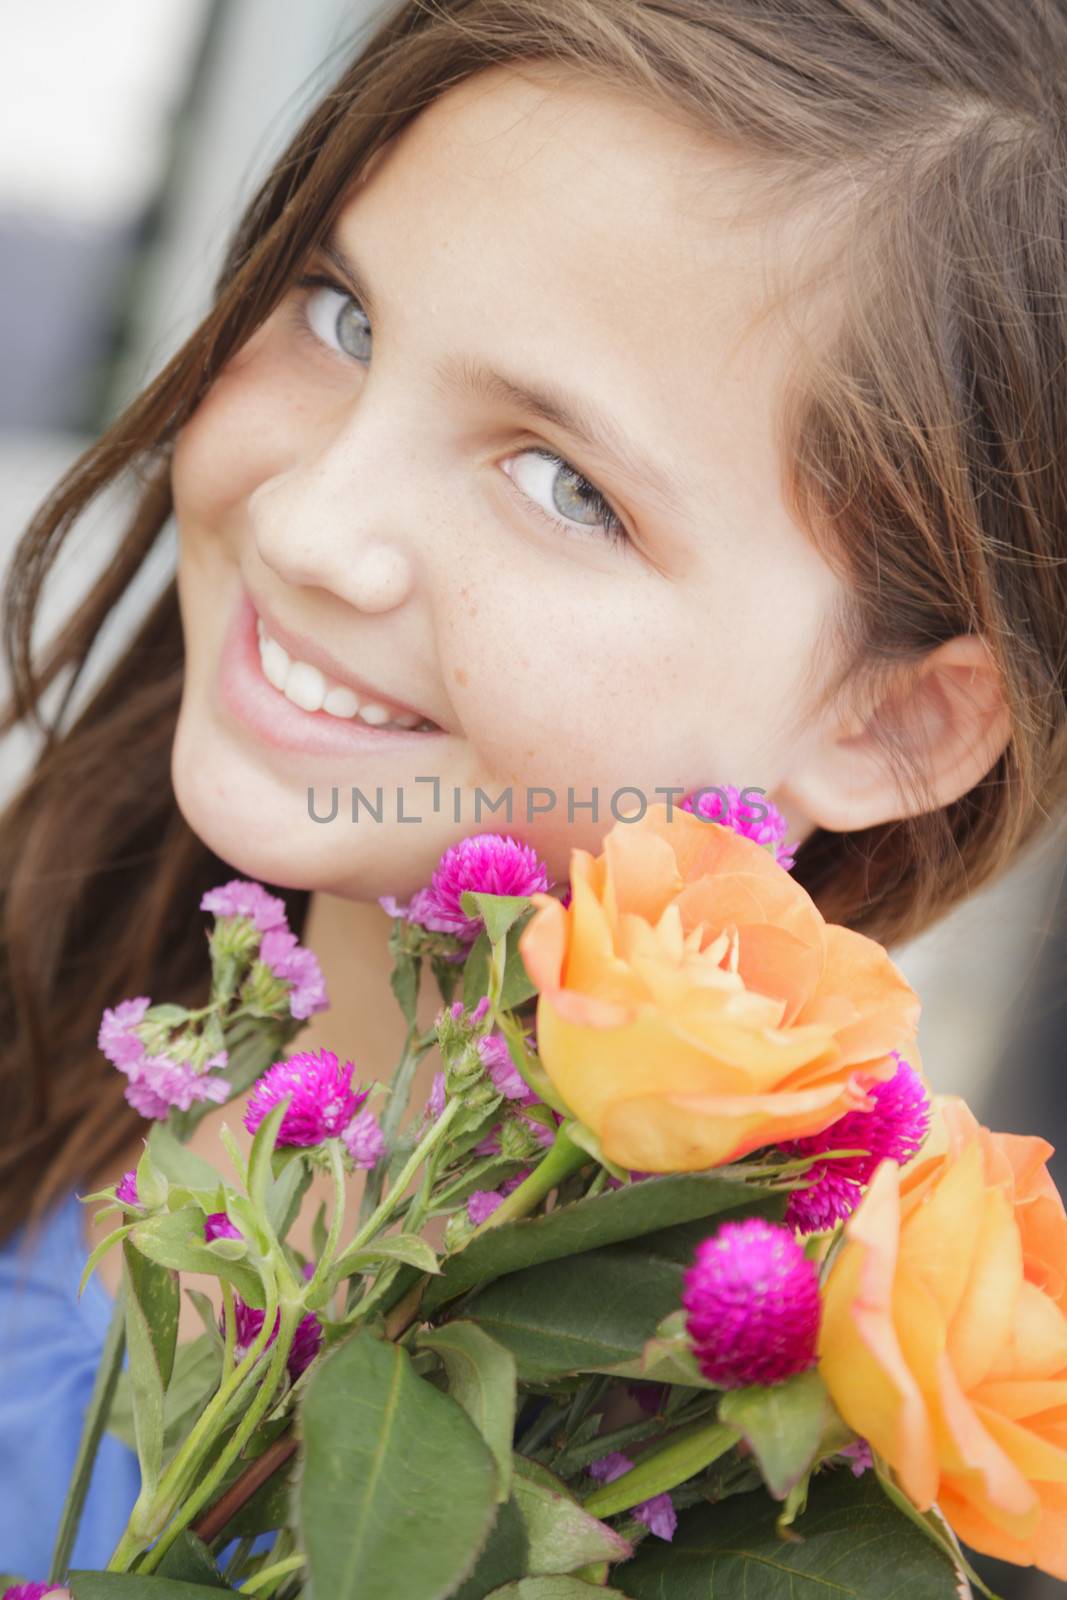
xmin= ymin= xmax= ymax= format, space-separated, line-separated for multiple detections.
xmin=0 ymin=1193 xmax=140 ymax=1578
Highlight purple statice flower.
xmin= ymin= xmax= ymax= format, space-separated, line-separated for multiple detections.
xmin=259 ymin=926 xmax=329 ymax=1020
xmin=204 ymin=1212 xmax=242 ymax=1243
xmin=450 ymin=996 xmax=491 ymax=1025
xmin=341 ymin=1107 xmax=385 ymax=1170
xmin=122 ymin=1051 xmax=232 ymax=1120
xmin=425 ymin=1072 xmax=447 ymax=1122
xmin=224 ymin=1296 xmax=321 ymax=1382
xmin=115 ymin=1169 xmax=139 ymax=1207
xmin=466 ymin=1169 xmax=529 ymax=1226
xmin=679 ymin=784 xmax=798 ymax=870
xmin=379 ymin=834 xmax=550 ymax=943
xmin=780 ymin=1054 xmax=931 ymax=1233
xmin=477 ymin=1032 xmax=536 ymax=1106
xmin=587 ymin=1452 xmax=677 ymax=1542
xmin=682 ymin=1218 xmax=820 ymax=1388
xmin=200 ymin=879 xmax=289 ymax=932
xmin=840 ymin=1438 xmax=874 ymax=1477
xmin=472 ymin=1112 xmax=555 ymax=1159
xmin=97 ymin=996 xmax=151 ymax=1070
xmin=243 ymin=1048 xmax=368 ymax=1147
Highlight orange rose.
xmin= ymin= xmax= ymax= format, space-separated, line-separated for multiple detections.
xmin=818 ymin=1098 xmax=1067 ymax=1579
xmin=516 ymin=802 xmax=920 ymax=1171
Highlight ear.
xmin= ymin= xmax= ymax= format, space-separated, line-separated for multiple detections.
xmin=777 ymin=635 xmax=1012 ymax=834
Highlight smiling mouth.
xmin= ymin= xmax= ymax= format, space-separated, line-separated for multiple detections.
xmin=254 ymin=615 xmax=441 ymax=733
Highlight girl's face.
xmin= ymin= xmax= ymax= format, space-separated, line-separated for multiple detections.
xmin=170 ymin=63 xmax=847 ymax=900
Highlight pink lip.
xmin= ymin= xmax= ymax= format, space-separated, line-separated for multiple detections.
xmin=218 ymin=586 xmax=447 ymax=758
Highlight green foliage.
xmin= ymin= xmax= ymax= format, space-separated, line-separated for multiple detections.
xmin=298 ymin=1326 xmax=499 ymax=1599
xmin=108 ymin=1334 xmax=222 ymax=1470
xmin=424 ymin=1171 xmax=779 ymax=1313
xmin=611 ymin=1469 xmax=967 ymax=1598
xmin=718 ymin=1371 xmax=835 ymax=1500
xmin=129 ymin=1208 xmax=266 ymax=1307
xmin=418 ymin=1322 xmax=519 ymax=1500
xmin=69 ymin=1577 xmax=233 ymax=1597
xmin=122 ymin=1240 xmax=180 ymax=1494
xmin=581 ymin=1419 xmax=740 ymax=1518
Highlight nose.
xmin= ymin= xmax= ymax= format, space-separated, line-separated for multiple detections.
xmin=248 ymin=424 xmax=418 ymax=614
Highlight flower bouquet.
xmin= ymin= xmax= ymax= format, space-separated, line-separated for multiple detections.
xmin=9 ymin=795 xmax=1067 ymax=1599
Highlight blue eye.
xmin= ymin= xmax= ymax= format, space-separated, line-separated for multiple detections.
xmin=291 ymin=272 xmax=629 ymax=550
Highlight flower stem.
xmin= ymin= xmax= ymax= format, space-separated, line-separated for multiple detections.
xmin=139 ymin=1304 xmax=302 ymax=1575
xmin=302 ymin=1140 xmax=347 ymax=1306
xmin=470 ymin=1127 xmax=588 ymax=1234
xmin=239 ymin=1553 xmax=306 ymax=1595
xmin=48 ymin=1286 xmax=127 ymax=1583
xmin=347 ymin=1097 xmax=462 ymax=1261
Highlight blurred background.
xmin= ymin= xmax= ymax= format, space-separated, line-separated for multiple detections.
xmin=0 ymin=5 xmax=1064 ymax=1595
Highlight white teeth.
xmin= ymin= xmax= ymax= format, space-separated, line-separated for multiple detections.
xmin=357 ymin=702 xmax=391 ymax=725
xmin=284 ymin=661 xmax=327 ymax=712
xmin=322 ymin=685 xmax=360 ymax=718
xmin=260 ymin=636 xmax=289 ymax=691
xmin=255 ymin=616 xmax=435 ymax=731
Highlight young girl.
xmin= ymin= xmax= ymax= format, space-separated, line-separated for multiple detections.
xmin=2 ymin=0 xmax=1065 ymax=1583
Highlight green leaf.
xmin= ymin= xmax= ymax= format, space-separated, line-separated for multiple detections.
xmin=450 ymin=1499 xmax=531 ymax=1600
xmin=108 ymin=1334 xmax=221 ymax=1468
xmin=461 ymin=1242 xmax=688 ymax=1380
xmin=511 ymin=1456 xmax=631 ymax=1572
xmin=247 ymin=1096 xmax=291 ymax=1215
xmin=69 ymin=1577 xmax=233 ymax=1597
xmin=266 ymin=1151 xmax=311 ymax=1241
xmin=148 ymin=1123 xmax=225 ymax=1190
xmin=486 ymin=1584 xmax=627 ymax=1598
xmin=135 ymin=1139 xmax=170 ymax=1210
xmin=78 ymin=1222 xmax=136 ymax=1298
xmin=333 ymin=1232 xmax=441 ymax=1280
xmin=464 ymin=930 xmax=493 ymax=1010
xmin=425 ymin=1171 xmax=777 ymax=1313
xmin=298 ymin=1324 xmax=499 ymax=1599
xmin=582 ymin=1419 xmax=740 ymax=1517
xmin=596 ymin=1308 xmax=715 ymax=1389
xmin=418 ymin=1322 xmax=519 ymax=1501
xmin=130 ymin=1207 xmax=266 ymax=1307
xmin=459 ymin=892 xmax=534 ymax=947
xmin=122 ymin=1238 xmax=179 ymax=1493
xmin=391 ymin=950 xmax=420 ymax=1026
xmin=611 ymin=1469 xmax=967 ymax=1598
xmin=719 ymin=1371 xmax=833 ymax=1500
xmin=874 ymin=1462 xmax=1001 ymax=1599
xmin=155 ymin=1530 xmax=229 ymax=1586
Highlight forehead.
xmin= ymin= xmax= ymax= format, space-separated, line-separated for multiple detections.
xmin=334 ymin=63 xmax=813 ymax=545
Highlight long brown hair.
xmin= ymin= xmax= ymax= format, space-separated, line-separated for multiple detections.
xmin=3 ymin=0 xmax=1066 ymax=1237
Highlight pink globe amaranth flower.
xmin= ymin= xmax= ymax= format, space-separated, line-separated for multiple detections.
xmin=382 ymin=834 xmax=551 ymax=942
xmin=341 ymin=1108 xmax=385 ymax=1170
xmin=478 ymin=1032 xmax=536 ymax=1106
xmin=466 ymin=1169 xmax=529 ymax=1226
xmin=682 ymin=1218 xmax=820 ymax=1388
xmin=244 ymin=1048 xmax=368 ymax=1146
xmin=679 ymin=784 xmax=798 ymax=870
xmin=259 ymin=926 xmax=329 ymax=1020
xmin=587 ymin=1453 xmax=677 ymax=1542
xmin=204 ymin=1212 xmax=242 ymax=1243
xmin=122 ymin=1052 xmax=232 ymax=1120
xmin=3 ymin=1587 xmax=71 ymax=1599
xmin=450 ymin=996 xmax=491 ymax=1025
xmin=201 ymin=879 xmax=289 ymax=932
xmin=224 ymin=1296 xmax=322 ymax=1382
xmin=780 ymin=1053 xmax=931 ymax=1233
xmin=115 ymin=1169 xmax=139 ymax=1207
xmin=97 ymin=996 xmax=151 ymax=1069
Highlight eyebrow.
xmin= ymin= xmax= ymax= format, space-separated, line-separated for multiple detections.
xmin=317 ymin=230 xmax=690 ymax=517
